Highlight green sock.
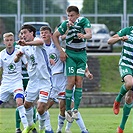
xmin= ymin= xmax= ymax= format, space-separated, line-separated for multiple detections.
xmin=33 ymin=106 xmax=36 ymax=123
xmin=116 ymin=84 xmax=128 ymax=102
xmin=74 ymin=88 xmax=82 ymax=110
xmin=15 ymin=108 xmax=21 ymax=129
xmin=65 ymin=89 xmax=73 ymax=111
xmin=120 ymin=103 xmax=132 ymax=130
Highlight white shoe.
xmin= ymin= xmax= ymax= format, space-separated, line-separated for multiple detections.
xmin=72 ymin=110 xmax=78 ymax=119
xmin=65 ymin=129 xmax=72 ymax=133
xmin=65 ymin=110 xmax=74 ymax=123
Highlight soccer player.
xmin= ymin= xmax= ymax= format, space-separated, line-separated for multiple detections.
xmin=39 ymin=26 xmax=66 ymax=133
xmin=53 ymin=5 xmax=92 ymax=121
xmin=108 ymin=26 xmax=133 ymax=133
xmin=15 ymin=24 xmax=53 ymax=133
xmin=0 ymin=32 xmax=28 ymax=132
xmin=14 ymin=30 xmax=37 ymax=133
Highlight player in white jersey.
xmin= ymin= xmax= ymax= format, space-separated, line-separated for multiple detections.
xmin=0 ymin=32 xmax=28 ymax=132
xmin=40 ymin=26 xmax=66 ymax=133
xmin=15 ymin=24 xmax=53 ymax=133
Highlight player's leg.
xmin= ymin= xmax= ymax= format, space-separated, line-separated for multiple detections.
xmin=65 ymin=52 xmax=76 ymax=116
xmin=113 ymin=66 xmax=133 ymax=115
xmin=75 ymin=111 xmax=89 ymax=133
xmin=15 ymin=93 xmax=28 ymax=130
xmin=117 ymin=90 xmax=132 ymax=133
xmin=22 ymin=101 xmax=37 ymax=133
xmin=15 ymin=108 xmax=22 ymax=133
xmin=56 ymin=99 xmax=66 ymax=133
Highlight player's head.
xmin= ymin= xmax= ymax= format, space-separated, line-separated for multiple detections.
xmin=3 ymin=32 xmax=14 ymax=48
xmin=20 ymin=24 xmax=36 ymax=42
xmin=66 ymin=6 xmax=80 ymax=23
xmin=40 ymin=26 xmax=52 ymax=42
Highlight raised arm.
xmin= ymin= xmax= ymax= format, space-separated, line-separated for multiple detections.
xmin=108 ymin=34 xmax=128 ymax=45
xmin=53 ymin=30 xmax=67 ymax=61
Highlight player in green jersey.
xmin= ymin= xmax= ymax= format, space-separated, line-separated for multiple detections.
xmin=53 ymin=5 xmax=92 ymax=122
xmin=108 ymin=26 xmax=133 ymax=133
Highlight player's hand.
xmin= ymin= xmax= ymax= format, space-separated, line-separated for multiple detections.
xmin=85 ymin=72 xmax=93 ymax=80
xmin=77 ymin=33 xmax=85 ymax=39
xmin=67 ymin=21 xmax=74 ymax=28
xmin=50 ymin=59 xmax=55 ymax=65
xmin=17 ymin=40 xmax=27 ymax=46
xmin=60 ymin=50 xmax=68 ymax=62
xmin=16 ymin=51 xmax=23 ymax=58
xmin=119 ymin=36 xmax=128 ymax=41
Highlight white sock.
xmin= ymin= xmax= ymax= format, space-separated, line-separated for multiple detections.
xmin=65 ymin=121 xmax=72 ymax=130
xmin=44 ymin=111 xmax=52 ymax=131
xmin=38 ymin=111 xmax=46 ymax=130
xmin=76 ymin=112 xmax=86 ymax=131
xmin=57 ymin=114 xmax=65 ymax=131
xmin=17 ymin=105 xmax=28 ymax=128
xmin=26 ymin=107 xmax=34 ymax=126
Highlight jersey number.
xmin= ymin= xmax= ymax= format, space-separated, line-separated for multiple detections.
xmin=68 ymin=67 xmax=74 ymax=73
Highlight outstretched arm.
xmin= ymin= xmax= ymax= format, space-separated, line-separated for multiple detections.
xmin=108 ymin=34 xmax=128 ymax=45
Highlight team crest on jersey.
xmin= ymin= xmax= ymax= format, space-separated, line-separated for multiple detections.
xmin=49 ymin=53 xmax=58 ymax=63
xmin=30 ymin=54 xmax=37 ymax=66
xmin=8 ymin=63 xmax=16 ymax=71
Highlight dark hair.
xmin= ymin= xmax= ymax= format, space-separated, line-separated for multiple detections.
xmin=40 ymin=26 xmax=52 ymax=33
xmin=21 ymin=24 xmax=36 ymax=37
xmin=66 ymin=6 xmax=79 ymax=14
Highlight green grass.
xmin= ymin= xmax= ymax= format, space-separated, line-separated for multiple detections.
xmin=0 ymin=108 xmax=133 ymax=133
xmin=98 ymin=55 xmax=122 ymax=92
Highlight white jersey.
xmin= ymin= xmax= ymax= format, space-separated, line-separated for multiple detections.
xmin=44 ymin=41 xmax=65 ymax=75
xmin=35 ymin=45 xmax=51 ymax=79
xmin=20 ymin=45 xmax=37 ymax=79
xmin=0 ymin=48 xmax=27 ymax=84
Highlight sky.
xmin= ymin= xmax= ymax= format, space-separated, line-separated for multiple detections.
xmin=68 ymin=0 xmax=83 ymax=11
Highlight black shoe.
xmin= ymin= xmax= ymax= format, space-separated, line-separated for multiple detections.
xmin=32 ymin=128 xmax=38 ymax=133
xmin=16 ymin=128 xmax=22 ymax=133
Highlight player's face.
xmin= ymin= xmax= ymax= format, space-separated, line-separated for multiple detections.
xmin=20 ymin=29 xmax=34 ymax=42
xmin=67 ymin=11 xmax=79 ymax=23
xmin=40 ymin=30 xmax=52 ymax=42
xmin=4 ymin=36 xmax=14 ymax=48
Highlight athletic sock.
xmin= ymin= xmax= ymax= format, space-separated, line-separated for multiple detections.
xmin=76 ymin=111 xmax=87 ymax=132
xmin=116 ymin=84 xmax=128 ymax=102
xmin=38 ymin=111 xmax=46 ymax=130
xmin=17 ymin=105 xmax=28 ymax=128
xmin=15 ymin=108 xmax=21 ymax=129
xmin=74 ymin=88 xmax=82 ymax=110
xmin=57 ymin=114 xmax=65 ymax=131
xmin=65 ymin=121 xmax=72 ymax=131
xmin=26 ymin=107 xmax=34 ymax=126
xmin=33 ymin=106 xmax=36 ymax=123
xmin=65 ymin=89 xmax=73 ymax=111
xmin=120 ymin=103 xmax=132 ymax=130
xmin=44 ymin=111 xmax=52 ymax=131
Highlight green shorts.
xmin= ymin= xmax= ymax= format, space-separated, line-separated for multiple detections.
xmin=65 ymin=49 xmax=87 ymax=77
xmin=119 ymin=65 xmax=133 ymax=81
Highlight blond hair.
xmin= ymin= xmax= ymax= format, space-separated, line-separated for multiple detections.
xmin=3 ymin=32 xmax=14 ymax=40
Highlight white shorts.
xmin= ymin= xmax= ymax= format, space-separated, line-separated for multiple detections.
xmin=25 ymin=76 xmax=52 ymax=103
xmin=0 ymin=80 xmax=24 ymax=102
xmin=49 ymin=73 xmax=67 ymax=100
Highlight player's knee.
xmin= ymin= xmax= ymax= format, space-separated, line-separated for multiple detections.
xmin=0 ymin=100 xmax=3 ymax=105
xmin=15 ymin=93 xmax=24 ymax=100
xmin=15 ymin=93 xmax=24 ymax=106
xmin=125 ymin=95 xmax=132 ymax=104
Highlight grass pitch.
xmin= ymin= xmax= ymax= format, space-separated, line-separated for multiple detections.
xmin=0 ymin=107 xmax=132 ymax=133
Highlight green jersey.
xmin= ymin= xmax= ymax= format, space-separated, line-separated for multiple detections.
xmin=58 ymin=17 xmax=91 ymax=49
xmin=117 ymin=26 xmax=133 ymax=68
